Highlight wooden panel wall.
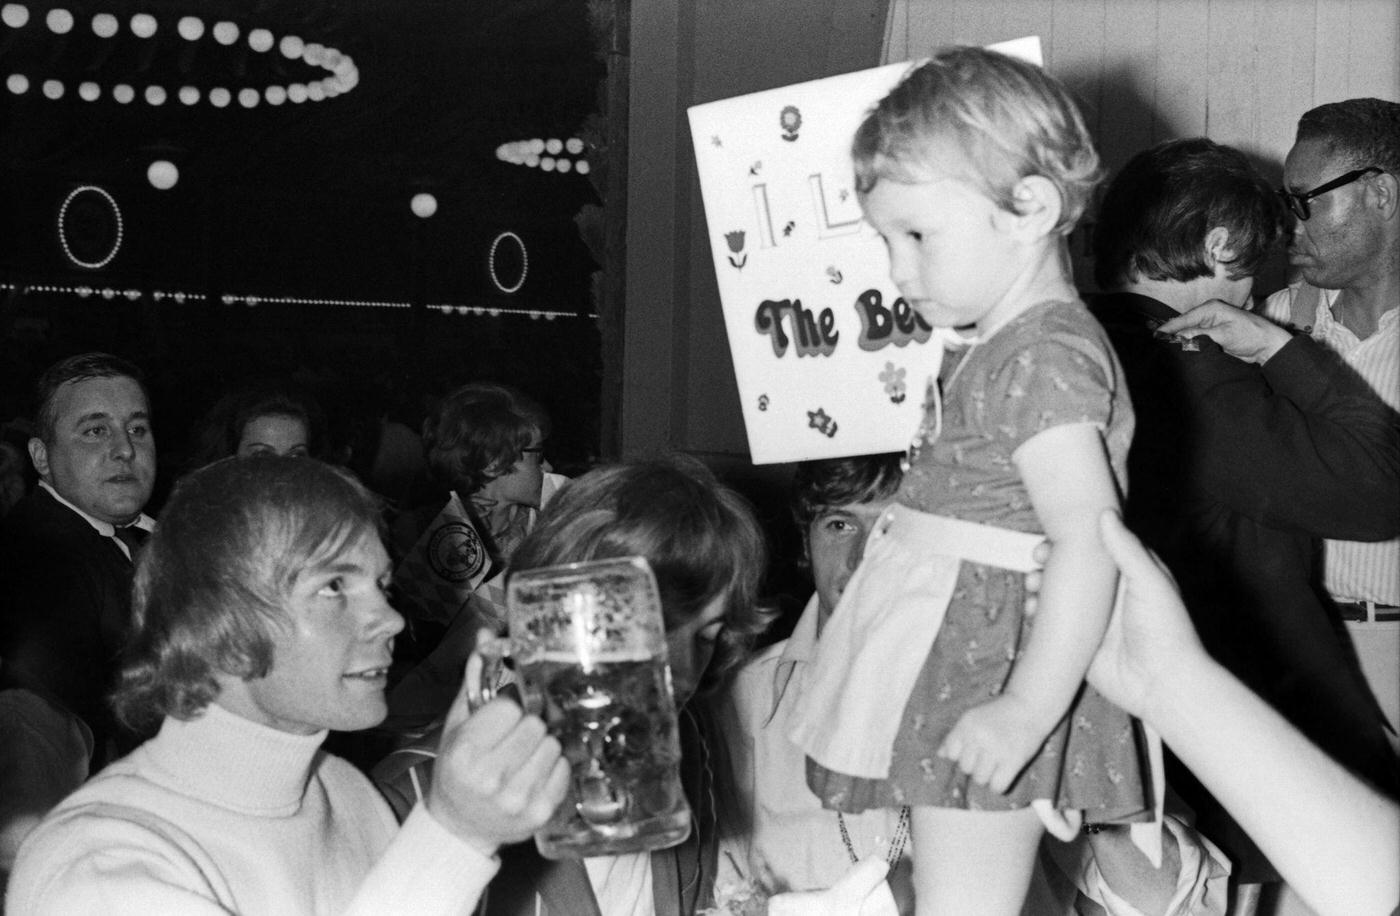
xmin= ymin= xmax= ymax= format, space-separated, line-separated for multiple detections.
xmin=883 ymin=0 xmax=1400 ymax=177
xmin=622 ymin=0 xmax=888 ymax=461
xmin=620 ymin=0 xmax=1399 ymax=462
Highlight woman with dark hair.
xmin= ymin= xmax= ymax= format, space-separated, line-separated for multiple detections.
xmin=375 ymin=454 xmax=774 ymax=916
xmin=414 ymin=382 xmax=554 ymax=566
xmin=386 ymin=383 xmax=564 ymax=729
xmin=186 ymin=382 xmax=326 ymax=469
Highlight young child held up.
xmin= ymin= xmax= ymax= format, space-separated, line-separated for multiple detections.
xmin=786 ymin=46 xmax=1153 ymax=914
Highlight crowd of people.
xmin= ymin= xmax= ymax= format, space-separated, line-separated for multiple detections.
xmin=0 ymin=45 xmax=1396 ymax=916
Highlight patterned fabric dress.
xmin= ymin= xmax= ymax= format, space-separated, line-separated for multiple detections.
xmin=806 ymin=299 xmax=1151 ymax=820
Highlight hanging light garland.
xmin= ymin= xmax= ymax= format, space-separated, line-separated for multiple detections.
xmin=1 ymin=5 xmax=360 ymax=108
xmin=487 ymin=231 xmax=528 ymax=294
xmin=57 ymin=185 xmax=123 ymax=269
xmin=496 ymin=137 xmax=590 ymax=175
xmin=0 ymin=282 xmax=593 ymax=320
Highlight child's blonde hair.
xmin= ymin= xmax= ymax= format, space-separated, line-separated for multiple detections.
xmin=853 ymin=45 xmax=1101 ymax=235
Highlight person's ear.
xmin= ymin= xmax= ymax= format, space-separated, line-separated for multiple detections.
xmin=27 ymin=437 xmax=50 ymax=481
xmin=1368 ymin=170 xmax=1398 ymax=221
xmin=996 ymin=175 xmax=1063 ymax=239
xmin=1203 ymin=226 xmax=1237 ymax=268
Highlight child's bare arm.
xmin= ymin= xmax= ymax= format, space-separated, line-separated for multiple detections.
xmin=939 ymin=422 xmax=1119 ymax=791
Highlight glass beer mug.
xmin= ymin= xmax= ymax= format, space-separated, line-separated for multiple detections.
xmin=474 ymin=556 xmax=693 ymax=859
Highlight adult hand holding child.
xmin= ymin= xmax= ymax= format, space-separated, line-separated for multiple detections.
xmin=1090 ymin=509 xmax=1400 ymax=916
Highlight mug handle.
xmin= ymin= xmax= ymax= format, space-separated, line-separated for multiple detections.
xmin=465 ymin=629 xmax=510 ymax=712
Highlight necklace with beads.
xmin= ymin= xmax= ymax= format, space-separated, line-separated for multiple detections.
xmin=903 ymin=336 xmax=981 ymax=472
xmin=837 ymin=805 xmax=911 ymax=868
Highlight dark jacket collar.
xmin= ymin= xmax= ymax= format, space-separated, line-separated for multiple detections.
xmin=1088 ymin=290 xmax=1178 ymax=326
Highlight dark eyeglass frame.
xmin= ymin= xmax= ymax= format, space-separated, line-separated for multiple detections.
xmin=1277 ymin=166 xmax=1383 ymax=221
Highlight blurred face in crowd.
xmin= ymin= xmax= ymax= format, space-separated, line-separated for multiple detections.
xmin=808 ymin=498 xmax=893 ymax=633
xmin=215 ymin=533 xmax=404 ymax=734
xmin=481 ymin=428 xmax=552 ymax=509
xmin=29 ymin=375 xmax=155 ymax=525
xmin=1283 ymin=137 xmax=1388 ymax=291
xmin=238 ymin=413 xmax=310 ymax=458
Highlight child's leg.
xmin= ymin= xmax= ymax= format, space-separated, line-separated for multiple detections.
xmin=910 ymin=805 xmax=1043 ymax=916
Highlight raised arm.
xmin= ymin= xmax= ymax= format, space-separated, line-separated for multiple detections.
xmin=938 ymin=423 xmax=1120 ymax=793
xmin=351 ymin=690 xmax=570 ymax=915
xmin=1089 ymin=510 xmax=1400 ymax=916
xmin=1159 ymin=301 xmax=1400 ymax=540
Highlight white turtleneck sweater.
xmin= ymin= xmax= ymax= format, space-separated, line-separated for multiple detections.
xmin=6 ymin=702 xmax=497 ymax=914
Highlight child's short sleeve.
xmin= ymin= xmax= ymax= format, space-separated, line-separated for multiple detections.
xmin=973 ymin=329 xmax=1116 ymax=455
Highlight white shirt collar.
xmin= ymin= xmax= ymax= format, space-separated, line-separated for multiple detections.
xmin=768 ymin=593 xmax=822 ymax=722
xmin=1309 ymin=287 xmax=1398 ymax=341
xmin=39 ymin=479 xmax=155 ymax=539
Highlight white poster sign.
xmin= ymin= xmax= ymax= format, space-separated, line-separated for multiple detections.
xmin=688 ymin=37 xmax=1042 ymax=463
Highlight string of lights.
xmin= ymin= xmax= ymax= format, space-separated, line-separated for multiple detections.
xmin=0 ymin=282 xmax=595 ymax=320
xmin=496 ymin=137 xmax=591 ymax=175
xmin=1 ymin=4 xmax=359 ymax=110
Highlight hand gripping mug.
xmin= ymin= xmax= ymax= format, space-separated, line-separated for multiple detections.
xmin=470 ymin=556 xmax=693 ymax=859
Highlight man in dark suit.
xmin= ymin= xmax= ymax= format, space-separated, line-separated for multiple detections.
xmin=1089 ymin=138 xmax=1400 ymax=896
xmin=0 ymin=352 xmax=157 ymax=766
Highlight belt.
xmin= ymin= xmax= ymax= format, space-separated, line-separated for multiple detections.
xmin=1336 ymin=600 xmax=1400 ymax=623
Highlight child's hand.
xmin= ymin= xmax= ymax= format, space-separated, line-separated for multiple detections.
xmin=937 ymin=693 xmax=1052 ymax=793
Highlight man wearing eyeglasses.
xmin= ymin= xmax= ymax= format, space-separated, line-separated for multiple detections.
xmin=1260 ymin=99 xmax=1400 ymax=743
xmin=1097 ymin=138 xmax=1400 ymax=907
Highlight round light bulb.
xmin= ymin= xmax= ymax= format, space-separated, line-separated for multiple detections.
xmin=129 ymin=13 xmax=156 ymax=38
xmin=279 ymin=34 xmax=303 ymax=58
xmin=144 ymin=84 xmax=166 ymax=105
xmin=247 ymin=28 xmax=273 ymax=52
xmin=540 ymin=157 xmax=556 ymax=172
xmin=265 ymin=84 xmax=286 ymax=105
xmin=91 ymin=12 xmax=117 ymax=37
xmin=1 ymin=5 xmax=29 ymax=28
xmin=77 ymin=81 xmax=99 ymax=101
xmin=286 ymin=83 xmax=307 ymax=103
xmin=212 ymin=20 xmax=237 ymax=45
xmin=41 ymin=79 xmax=62 ymax=99
xmin=545 ymin=138 xmax=563 ymax=154
xmin=112 ymin=83 xmax=134 ymax=103
xmin=411 ymin=193 xmax=437 ymax=219
xmin=178 ymin=85 xmax=199 ymax=105
xmin=529 ymin=138 xmax=545 ymax=154
xmin=566 ymin=137 xmax=584 ymax=155
xmin=208 ymin=87 xmax=230 ymax=107
xmin=302 ymin=42 xmax=324 ymax=66
xmin=556 ymin=158 xmax=573 ymax=173
xmin=45 ymin=8 xmax=72 ymax=33
xmin=6 ymin=73 xmax=29 ymax=95
xmin=177 ymin=16 xmax=203 ymax=40
xmin=147 ymin=160 xmax=178 ymax=190
xmin=306 ymin=81 xmax=325 ymax=101
xmin=576 ymin=160 xmax=591 ymax=175
xmin=237 ymin=87 xmax=258 ymax=108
